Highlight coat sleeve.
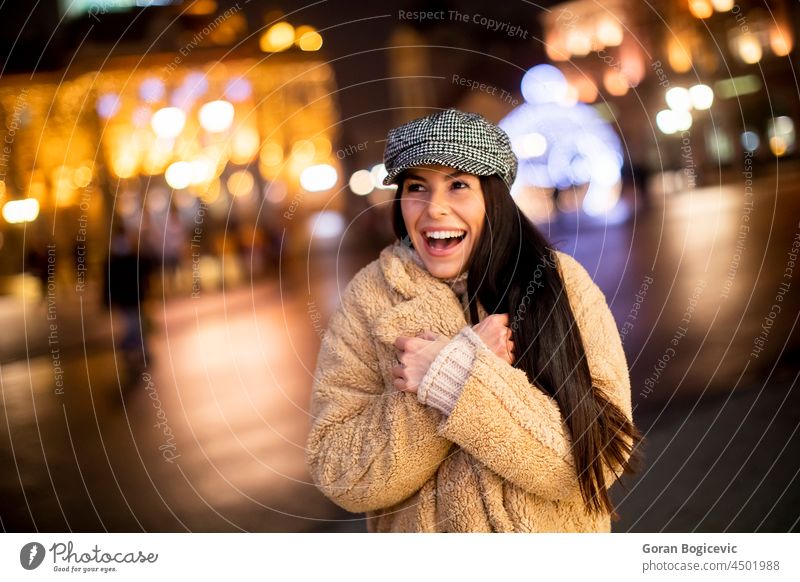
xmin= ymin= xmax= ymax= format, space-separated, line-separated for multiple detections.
xmin=431 ymin=253 xmax=634 ymax=503
xmin=305 ymin=265 xmax=454 ymax=514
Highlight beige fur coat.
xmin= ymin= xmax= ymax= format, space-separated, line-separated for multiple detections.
xmin=306 ymin=241 xmax=633 ymax=532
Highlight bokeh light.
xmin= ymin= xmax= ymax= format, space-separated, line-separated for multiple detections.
xmin=737 ymin=33 xmax=763 ymax=64
xmin=512 ymin=133 xmax=548 ymax=158
xmin=521 ymin=65 xmax=569 ymax=105
xmin=309 ymin=210 xmax=345 ymax=239
xmin=260 ymin=22 xmax=295 ymax=52
xmin=741 ymin=131 xmax=760 ymax=152
xmin=689 ymin=84 xmax=714 ymax=110
xmin=349 ymin=169 xmax=374 ymax=196
xmin=688 ymin=0 xmax=713 ymax=19
xmin=666 ymin=87 xmax=692 ymax=111
xmin=151 ymin=107 xmax=186 ymax=139
xmin=2 ymin=198 xmax=39 ymax=224
xmin=224 ymin=77 xmax=252 ymax=102
xmin=230 ymin=127 xmax=260 ymax=164
xmin=227 ymin=169 xmax=255 ymax=197
xmin=260 ymin=142 xmax=284 ymax=167
xmin=501 ymin=64 xmax=624 ymax=216
xmin=369 ymin=163 xmax=395 ymax=190
xmin=139 ymin=77 xmax=165 ymax=103
xmin=199 ymin=100 xmax=235 ymax=133
xmin=770 ymin=26 xmax=793 ymax=56
xmin=710 ymin=0 xmax=734 ymax=11
xmin=296 ymin=25 xmax=323 ymax=51
xmin=165 ymin=161 xmax=192 ymax=190
xmin=300 ymin=164 xmax=337 ymax=192
xmin=96 ymin=93 xmax=121 ymax=119
xmin=595 ymin=17 xmax=623 ymax=47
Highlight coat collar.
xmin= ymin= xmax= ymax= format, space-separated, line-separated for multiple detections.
xmin=371 ymin=241 xmax=479 ymax=344
xmin=372 ymin=241 xmax=572 ymax=344
xmin=378 ymin=241 xmax=435 ymax=300
xmin=378 ymin=241 xmax=470 ymax=300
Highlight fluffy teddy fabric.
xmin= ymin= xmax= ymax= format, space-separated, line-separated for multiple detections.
xmin=305 ymin=241 xmax=634 ymax=532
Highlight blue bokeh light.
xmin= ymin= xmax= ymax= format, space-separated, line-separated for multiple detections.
xmin=500 ymin=64 xmax=624 ymax=216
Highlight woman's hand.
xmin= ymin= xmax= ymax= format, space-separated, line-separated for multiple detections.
xmin=473 ymin=313 xmax=515 ymax=365
xmin=392 ymin=331 xmax=450 ymax=394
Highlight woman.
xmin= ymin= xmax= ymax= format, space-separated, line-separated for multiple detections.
xmin=306 ymin=109 xmax=641 ymax=532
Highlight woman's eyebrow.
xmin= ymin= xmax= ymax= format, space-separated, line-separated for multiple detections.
xmin=405 ymin=171 xmax=471 ymax=182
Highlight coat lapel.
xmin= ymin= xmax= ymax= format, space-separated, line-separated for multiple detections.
xmin=372 ymin=242 xmax=468 ymax=345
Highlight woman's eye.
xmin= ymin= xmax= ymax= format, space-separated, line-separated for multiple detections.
xmin=451 ymin=181 xmax=469 ymax=190
xmin=406 ymin=183 xmax=425 ymax=192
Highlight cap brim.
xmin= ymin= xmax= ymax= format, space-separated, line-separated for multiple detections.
xmin=382 ymin=151 xmax=498 ymax=186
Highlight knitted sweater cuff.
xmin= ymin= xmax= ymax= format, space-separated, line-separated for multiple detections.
xmin=417 ymin=326 xmax=484 ymax=416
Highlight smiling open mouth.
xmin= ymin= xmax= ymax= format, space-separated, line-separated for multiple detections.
xmin=422 ymin=229 xmax=467 ymax=253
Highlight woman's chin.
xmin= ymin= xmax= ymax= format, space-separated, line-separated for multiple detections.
xmin=419 ymin=256 xmax=466 ymax=280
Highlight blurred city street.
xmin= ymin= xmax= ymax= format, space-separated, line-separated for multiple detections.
xmin=1 ymin=0 xmax=799 ymax=535
xmin=0 ymin=250 xmax=369 ymax=532
xmin=2 ymin=163 xmax=798 ymax=532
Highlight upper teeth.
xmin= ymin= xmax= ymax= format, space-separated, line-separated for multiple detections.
xmin=426 ymin=230 xmax=465 ymax=239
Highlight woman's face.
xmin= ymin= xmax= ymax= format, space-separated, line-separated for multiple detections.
xmin=400 ymin=164 xmax=486 ymax=279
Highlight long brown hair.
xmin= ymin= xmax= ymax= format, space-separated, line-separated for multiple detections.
xmin=392 ymin=173 xmax=642 ymax=516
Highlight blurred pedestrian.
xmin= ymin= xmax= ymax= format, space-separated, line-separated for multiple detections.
xmin=147 ymin=203 xmax=185 ymax=298
xmin=306 ymin=109 xmax=642 ymax=532
xmin=104 ymin=216 xmax=153 ymax=385
xmin=623 ymin=161 xmax=651 ymax=211
xmin=24 ymin=232 xmax=49 ymax=301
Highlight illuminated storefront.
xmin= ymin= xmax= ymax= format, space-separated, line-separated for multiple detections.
xmin=0 ymin=48 xmax=341 ymax=289
xmin=536 ymin=0 xmax=798 ymax=208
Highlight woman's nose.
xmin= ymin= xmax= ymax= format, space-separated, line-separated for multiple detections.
xmin=426 ymin=186 xmax=450 ymax=217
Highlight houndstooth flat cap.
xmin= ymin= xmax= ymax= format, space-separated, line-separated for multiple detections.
xmin=382 ymin=108 xmax=518 ymax=189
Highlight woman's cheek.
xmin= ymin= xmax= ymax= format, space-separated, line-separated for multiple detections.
xmin=400 ymin=199 xmax=421 ymax=228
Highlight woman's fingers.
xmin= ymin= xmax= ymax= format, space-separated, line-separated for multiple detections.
xmin=394 ymin=335 xmax=430 ymax=351
xmin=470 ymin=314 xmax=516 ymax=364
xmin=474 ymin=314 xmax=510 ymax=335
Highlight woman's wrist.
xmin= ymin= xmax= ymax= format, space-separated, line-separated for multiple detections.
xmin=417 ymin=326 xmax=483 ymax=415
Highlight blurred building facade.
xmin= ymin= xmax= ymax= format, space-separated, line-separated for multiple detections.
xmin=3 ymin=0 xmax=800 ymax=290
xmin=346 ymin=0 xmax=800 ymax=226
xmin=0 ymin=1 xmax=341 ymax=296
xmin=536 ymin=0 xmax=799 ymax=197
